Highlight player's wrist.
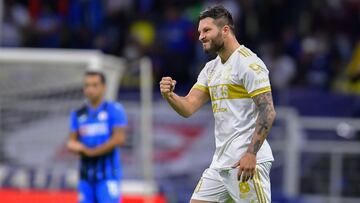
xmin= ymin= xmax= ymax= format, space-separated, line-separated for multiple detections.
xmin=82 ymin=147 xmax=94 ymax=157
xmin=246 ymin=147 xmax=258 ymax=156
xmin=162 ymin=91 xmax=174 ymax=99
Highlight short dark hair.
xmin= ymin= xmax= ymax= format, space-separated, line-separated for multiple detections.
xmin=85 ymin=71 xmax=106 ymax=84
xmin=199 ymin=5 xmax=235 ymax=33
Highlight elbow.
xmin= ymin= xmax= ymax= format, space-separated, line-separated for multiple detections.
xmin=114 ymin=133 xmax=127 ymax=146
xmin=180 ymin=113 xmax=191 ymax=118
xmin=120 ymin=139 xmax=127 ymax=146
xmin=118 ymin=136 xmax=126 ymax=146
xmin=179 ymin=110 xmax=193 ymax=118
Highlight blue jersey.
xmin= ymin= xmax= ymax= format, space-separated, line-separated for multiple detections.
xmin=70 ymin=101 xmax=127 ymax=181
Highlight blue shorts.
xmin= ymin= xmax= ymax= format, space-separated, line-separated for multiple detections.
xmin=78 ymin=179 xmax=121 ymax=203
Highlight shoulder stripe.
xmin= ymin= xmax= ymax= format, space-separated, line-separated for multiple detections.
xmin=249 ymin=86 xmax=271 ymax=98
xmin=238 ymin=48 xmax=252 ymax=57
xmin=243 ymin=48 xmax=252 ymax=56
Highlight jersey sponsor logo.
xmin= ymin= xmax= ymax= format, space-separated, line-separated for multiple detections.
xmin=255 ymin=78 xmax=269 ymax=85
xmin=249 ymin=63 xmax=266 ymax=74
xmin=98 ymin=111 xmax=108 ymax=121
xmin=210 ymin=85 xmax=229 ymax=100
xmin=209 ymin=84 xmax=250 ymax=101
xmin=212 ymin=102 xmax=228 ymax=113
xmin=79 ymin=123 xmax=109 ymax=136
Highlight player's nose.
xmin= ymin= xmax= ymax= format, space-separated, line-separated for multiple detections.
xmin=199 ymin=33 xmax=205 ymax=41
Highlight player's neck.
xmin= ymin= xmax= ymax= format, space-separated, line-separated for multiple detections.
xmin=88 ymin=98 xmax=103 ymax=109
xmin=218 ymin=39 xmax=240 ymax=64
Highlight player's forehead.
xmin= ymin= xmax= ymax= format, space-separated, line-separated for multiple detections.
xmin=198 ymin=17 xmax=216 ymax=31
xmin=84 ymin=75 xmax=102 ymax=84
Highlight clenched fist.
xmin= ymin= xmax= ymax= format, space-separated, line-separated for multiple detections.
xmin=159 ymin=77 xmax=177 ymax=98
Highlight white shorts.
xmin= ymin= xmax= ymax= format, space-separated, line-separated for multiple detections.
xmin=191 ymin=162 xmax=272 ymax=203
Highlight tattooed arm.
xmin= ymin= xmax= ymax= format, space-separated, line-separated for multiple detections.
xmin=247 ymin=91 xmax=276 ymax=155
xmin=232 ymin=91 xmax=276 ymax=182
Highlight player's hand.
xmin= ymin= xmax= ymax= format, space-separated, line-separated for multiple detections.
xmin=159 ymin=77 xmax=176 ymax=98
xmin=67 ymin=140 xmax=86 ymax=154
xmin=232 ymin=152 xmax=256 ymax=182
xmin=82 ymin=148 xmax=96 ymax=157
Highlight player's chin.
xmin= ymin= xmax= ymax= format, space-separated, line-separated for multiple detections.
xmin=203 ymin=47 xmax=215 ymax=54
xmin=202 ymin=45 xmax=211 ymax=52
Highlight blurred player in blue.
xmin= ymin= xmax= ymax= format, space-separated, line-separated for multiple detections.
xmin=67 ymin=71 xmax=127 ymax=203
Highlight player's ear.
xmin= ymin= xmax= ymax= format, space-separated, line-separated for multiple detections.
xmin=224 ymin=25 xmax=232 ymax=35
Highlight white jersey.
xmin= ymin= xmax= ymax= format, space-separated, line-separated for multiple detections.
xmin=193 ymin=45 xmax=274 ymax=169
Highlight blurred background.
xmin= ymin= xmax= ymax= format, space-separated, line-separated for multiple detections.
xmin=0 ymin=0 xmax=359 ymax=202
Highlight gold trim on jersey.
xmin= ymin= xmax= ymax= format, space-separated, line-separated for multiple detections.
xmin=194 ymin=83 xmax=271 ymax=100
xmin=238 ymin=48 xmax=253 ymax=57
xmin=226 ymin=84 xmax=251 ymax=99
xmin=253 ymin=169 xmax=267 ymax=203
xmin=192 ymin=84 xmax=209 ymax=93
xmin=195 ymin=177 xmax=203 ymax=193
xmin=258 ymin=169 xmax=267 ymax=203
xmin=249 ymin=86 xmax=271 ymax=98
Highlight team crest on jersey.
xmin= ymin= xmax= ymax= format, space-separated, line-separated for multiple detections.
xmin=98 ymin=111 xmax=108 ymax=121
xmin=78 ymin=115 xmax=87 ymax=123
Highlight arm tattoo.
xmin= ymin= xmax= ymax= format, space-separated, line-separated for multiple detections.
xmin=258 ymin=120 xmax=269 ymax=135
xmin=249 ymin=140 xmax=261 ymax=155
xmin=247 ymin=91 xmax=276 ymax=154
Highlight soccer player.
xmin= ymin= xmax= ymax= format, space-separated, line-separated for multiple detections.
xmin=67 ymin=71 xmax=127 ymax=203
xmin=159 ymin=5 xmax=276 ymax=203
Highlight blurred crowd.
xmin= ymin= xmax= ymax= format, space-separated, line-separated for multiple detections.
xmin=2 ymin=0 xmax=360 ymax=94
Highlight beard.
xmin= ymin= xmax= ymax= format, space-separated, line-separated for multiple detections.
xmin=203 ymin=33 xmax=224 ymax=54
